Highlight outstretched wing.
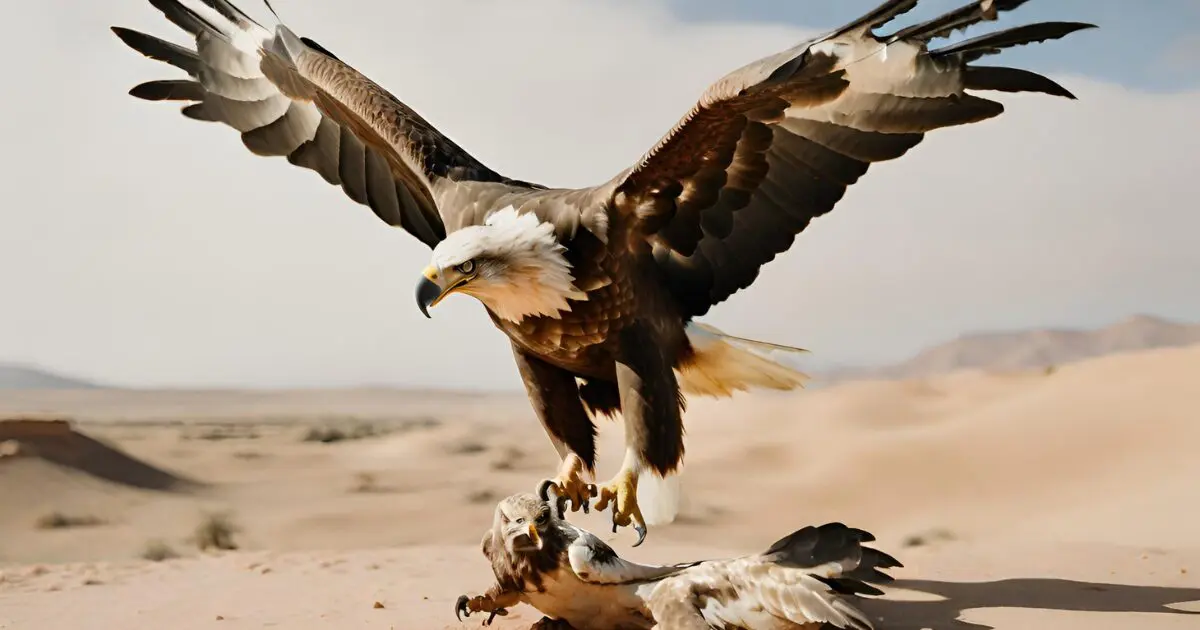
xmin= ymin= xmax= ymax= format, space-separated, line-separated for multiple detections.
xmin=605 ymin=0 xmax=1094 ymax=317
xmin=112 ymin=0 xmax=538 ymax=249
xmin=646 ymin=522 xmax=901 ymax=630
xmin=564 ymin=524 xmax=699 ymax=585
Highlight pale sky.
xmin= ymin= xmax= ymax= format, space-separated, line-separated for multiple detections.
xmin=2 ymin=0 xmax=1197 ymax=389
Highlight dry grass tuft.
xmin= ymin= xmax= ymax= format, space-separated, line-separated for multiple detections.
xmin=35 ymin=512 xmax=106 ymax=530
xmin=141 ymin=539 xmax=180 ymax=562
xmin=489 ymin=445 xmax=525 ymax=470
xmin=192 ymin=511 xmax=240 ymax=551
xmin=902 ymin=527 xmax=957 ymax=548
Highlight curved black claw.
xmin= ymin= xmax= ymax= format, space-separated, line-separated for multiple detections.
xmin=632 ymin=522 xmax=648 ymax=548
xmin=455 ymin=595 xmax=470 ymax=622
xmin=536 ymin=479 xmax=554 ymax=502
xmin=484 ymin=609 xmax=508 ymax=626
xmin=540 ymin=482 xmax=569 ymax=519
xmin=582 ymin=483 xmax=597 ymax=514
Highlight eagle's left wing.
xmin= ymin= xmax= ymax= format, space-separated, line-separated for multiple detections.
xmin=111 ymin=0 xmax=545 ymax=250
xmin=598 ymin=0 xmax=1094 ymax=318
xmin=564 ymin=525 xmax=699 ymax=585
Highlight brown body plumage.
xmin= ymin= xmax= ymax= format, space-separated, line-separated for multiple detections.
xmin=111 ymin=0 xmax=1095 ymax=543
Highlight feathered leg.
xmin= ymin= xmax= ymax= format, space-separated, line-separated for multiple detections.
xmin=594 ymin=325 xmax=685 ymax=547
xmin=512 ymin=344 xmax=599 ymax=516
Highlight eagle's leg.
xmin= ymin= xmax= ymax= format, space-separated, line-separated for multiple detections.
xmin=511 ymin=344 xmax=599 ymax=517
xmin=594 ymin=326 xmax=684 ymax=547
xmin=593 ymin=450 xmax=646 ymax=545
xmin=455 ymin=584 xmax=520 ymax=625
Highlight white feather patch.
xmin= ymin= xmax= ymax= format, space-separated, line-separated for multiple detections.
xmin=638 ymin=468 xmax=683 ymax=527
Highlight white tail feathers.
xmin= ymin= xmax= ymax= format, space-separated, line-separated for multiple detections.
xmin=676 ymin=322 xmax=811 ymax=398
xmin=638 ymin=467 xmax=683 ymax=527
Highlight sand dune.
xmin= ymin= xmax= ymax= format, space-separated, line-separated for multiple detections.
xmin=823 ymin=314 xmax=1200 ymax=382
xmin=1 ymin=345 xmax=1198 ymax=629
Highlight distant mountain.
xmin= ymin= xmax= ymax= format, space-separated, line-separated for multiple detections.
xmin=0 ymin=364 xmax=102 ymax=390
xmin=822 ymin=314 xmax=1200 ymax=383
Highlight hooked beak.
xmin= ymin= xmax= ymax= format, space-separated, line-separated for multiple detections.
xmin=416 ymin=265 xmax=466 ymax=318
xmin=527 ymin=523 xmax=542 ymax=550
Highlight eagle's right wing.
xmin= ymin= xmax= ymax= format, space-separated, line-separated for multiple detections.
xmin=112 ymin=0 xmax=538 ymax=249
xmin=596 ymin=0 xmax=1094 ymax=318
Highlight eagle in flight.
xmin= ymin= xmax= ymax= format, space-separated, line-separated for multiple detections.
xmin=112 ymin=0 xmax=1093 ymax=545
xmin=457 ymin=492 xmax=901 ymax=630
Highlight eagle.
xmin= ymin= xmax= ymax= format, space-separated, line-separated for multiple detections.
xmin=111 ymin=0 xmax=1094 ymax=545
xmin=456 ymin=492 xmax=901 ymax=630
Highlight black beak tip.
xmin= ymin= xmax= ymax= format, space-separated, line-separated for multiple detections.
xmin=416 ymin=276 xmax=442 ymax=319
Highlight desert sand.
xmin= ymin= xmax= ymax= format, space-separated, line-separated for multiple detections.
xmin=2 ymin=345 xmax=1199 ymax=629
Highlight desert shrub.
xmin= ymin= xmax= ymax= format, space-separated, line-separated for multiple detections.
xmin=302 ymin=421 xmax=386 ymax=443
xmin=35 ymin=512 xmax=105 ymax=530
xmin=141 ymin=539 xmax=180 ymax=562
xmin=192 ymin=511 xmax=240 ymax=551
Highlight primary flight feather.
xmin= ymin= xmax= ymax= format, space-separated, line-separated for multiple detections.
xmin=111 ymin=0 xmax=1095 ymax=545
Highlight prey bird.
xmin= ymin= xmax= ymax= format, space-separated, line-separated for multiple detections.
xmin=111 ymin=0 xmax=1095 ymax=545
xmin=457 ymin=492 xmax=901 ymax=629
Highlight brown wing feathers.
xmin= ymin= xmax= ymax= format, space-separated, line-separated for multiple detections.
xmin=614 ymin=0 xmax=1094 ymax=318
xmin=112 ymin=0 xmax=530 ymax=249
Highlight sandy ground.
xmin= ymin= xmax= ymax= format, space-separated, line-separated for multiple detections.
xmin=2 ymin=345 xmax=1199 ymax=629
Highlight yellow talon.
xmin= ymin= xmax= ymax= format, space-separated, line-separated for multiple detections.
xmin=593 ymin=468 xmax=647 ymax=546
xmin=537 ymin=452 xmax=596 ymax=516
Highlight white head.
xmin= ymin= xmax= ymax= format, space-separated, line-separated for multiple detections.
xmin=491 ymin=492 xmax=557 ymax=555
xmin=415 ymin=207 xmax=588 ymax=322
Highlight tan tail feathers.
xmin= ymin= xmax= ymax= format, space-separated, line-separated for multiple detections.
xmin=676 ymin=322 xmax=811 ymax=398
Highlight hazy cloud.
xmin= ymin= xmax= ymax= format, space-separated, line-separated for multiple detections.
xmin=2 ymin=0 xmax=1196 ymax=389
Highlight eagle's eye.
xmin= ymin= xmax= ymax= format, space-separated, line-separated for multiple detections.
xmin=535 ymin=510 xmax=549 ymax=525
xmin=455 ymin=260 xmax=475 ymax=275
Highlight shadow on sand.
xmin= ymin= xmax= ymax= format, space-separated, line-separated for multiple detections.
xmin=857 ymin=577 xmax=1200 ymax=630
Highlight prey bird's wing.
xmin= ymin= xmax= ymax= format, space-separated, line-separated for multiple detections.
xmin=646 ymin=522 xmax=901 ymax=630
xmin=112 ymin=0 xmax=540 ymax=249
xmin=594 ymin=0 xmax=1094 ymax=317
xmin=648 ymin=560 xmax=881 ymax=630
xmin=565 ymin=525 xmax=699 ymax=585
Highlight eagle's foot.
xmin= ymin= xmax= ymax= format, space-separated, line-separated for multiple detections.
xmin=537 ymin=452 xmax=596 ymax=518
xmin=455 ymin=593 xmax=508 ymax=626
xmin=530 ymin=617 xmax=577 ymax=630
xmin=593 ymin=468 xmax=647 ymax=547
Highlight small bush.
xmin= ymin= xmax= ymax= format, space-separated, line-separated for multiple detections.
xmin=302 ymin=422 xmax=386 ymax=444
xmin=192 ymin=511 xmax=240 ymax=551
xmin=902 ymin=527 xmax=957 ymax=548
xmin=448 ymin=440 xmax=488 ymax=455
xmin=141 ymin=539 xmax=180 ymax=562
xmin=350 ymin=471 xmax=379 ymax=493
xmin=35 ymin=512 xmax=105 ymax=530
xmin=489 ymin=446 xmax=524 ymax=471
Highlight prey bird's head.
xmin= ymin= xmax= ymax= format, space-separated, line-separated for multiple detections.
xmin=416 ymin=207 xmax=588 ymax=322
xmin=492 ymin=492 xmax=557 ymax=555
